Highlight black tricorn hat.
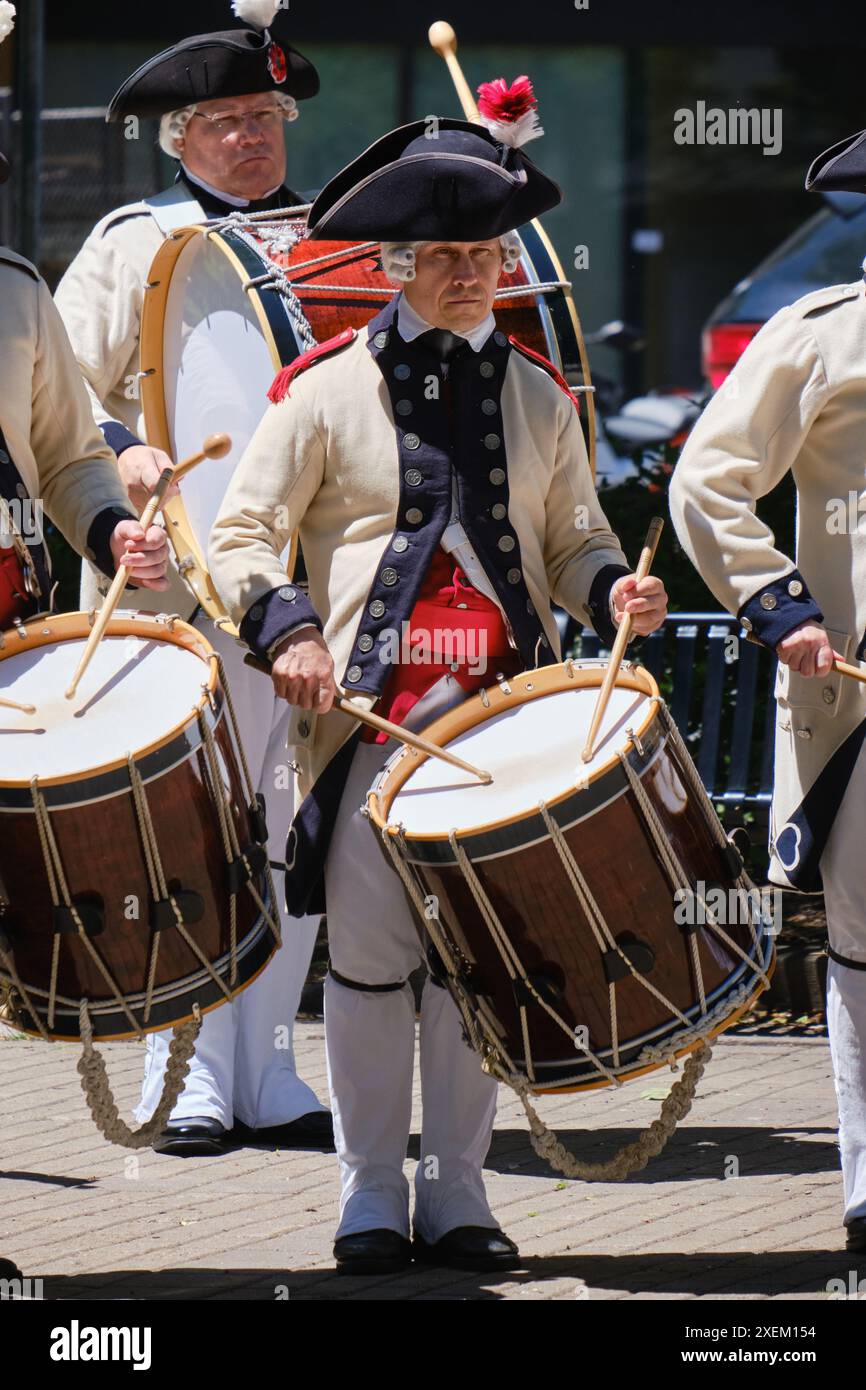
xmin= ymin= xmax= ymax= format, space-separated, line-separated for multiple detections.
xmin=106 ymin=1 xmax=319 ymax=122
xmin=308 ymin=118 xmax=562 ymax=242
xmin=806 ymin=128 xmax=866 ymax=194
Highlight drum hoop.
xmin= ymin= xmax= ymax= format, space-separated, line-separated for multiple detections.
xmin=140 ymin=224 xmax=300 ymax=628
xmin=0 ymin=610 xmax=219 ymax=793
xmin=367 ymin=660 xmax=660 ymax=841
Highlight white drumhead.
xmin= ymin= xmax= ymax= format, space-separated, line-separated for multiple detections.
xmin=0 ymin=633 xmax=207 ymax=781
xmin=386 ymin=683 xmax=650 ymax=837
xmin=163 ymin=234 xmax=295 ymax=555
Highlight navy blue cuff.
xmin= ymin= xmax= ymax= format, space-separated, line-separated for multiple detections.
xmin=85 ymin=505 xmax=138 ymax=582
xmin=239 ymin=584 xmax=324 ymax=662
xmin=585 ymin=563 xmax=631 ymax=647
xmin=738 ymin=570 xmax=823 ymax=647
xmin=100 ymin=420 xmax=143 ymax=457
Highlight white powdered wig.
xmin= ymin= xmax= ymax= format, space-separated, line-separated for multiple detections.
xmin=0 ymin=2 xmax=16 ymax=46
xmin=381 ymin=233 xmax=522 ymax=284
xmin=231 ymin=0 xmax=281 ymax=29
xmin=159 ymin=92 xmax=298 ymax=157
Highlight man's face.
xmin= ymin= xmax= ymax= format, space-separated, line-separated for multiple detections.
xmin=403 ymin=240 xmax=504 ymax=332
xmin=180 ymin=91 xmax=287 ymax=200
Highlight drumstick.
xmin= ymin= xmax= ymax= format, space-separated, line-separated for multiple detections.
xmin=0 ymin=692 xmax=36 ymax=714
xmin=243 ymin=653 xmax=492 ymax=784
xmin=428 ymin=22 xmax=481 ymax=120
xmin=64 ymin=433 xmax=231 ymax=701
xmin=581 ymin=516 xmax=665 ymax=763
xmin=744 ymin=630 xmax=866 ymax=684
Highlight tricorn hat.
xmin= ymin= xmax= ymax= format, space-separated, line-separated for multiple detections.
xmin=308 ymin=77 xmax=561 ymax=241
xmin=106 ymin=0 xmax=319 ymax=123
xmin=806 ymin=127 xmax=866 ymax=194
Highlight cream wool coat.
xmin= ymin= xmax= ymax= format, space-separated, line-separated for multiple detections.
xmin=209 ymin=320 xmax=629 ymax=803
xmin=669 ymin=280 xmax=866 ymax=890
xmin=54 ymin=191 xmax=201 ymax=615
xmin=0 ymin=247 xmax=133 ymax=565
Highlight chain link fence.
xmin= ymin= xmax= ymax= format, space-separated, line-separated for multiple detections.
xmin=0 ymin=97 xmax=170 ymax=284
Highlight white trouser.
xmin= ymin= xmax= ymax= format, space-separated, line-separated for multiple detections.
xmin=135 ymin=617 xmax=326 ymax=1129
xmin=323 ymin=676 xmax=499 ymax=1242
xmin=819 ymin=735 xmax=866 ymax=1225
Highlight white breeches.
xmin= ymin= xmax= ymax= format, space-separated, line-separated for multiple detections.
xmin=819 ymin=735 xmax=866 ymax=1224
xmin=135 ymin=616 xmax=325 ymax=1128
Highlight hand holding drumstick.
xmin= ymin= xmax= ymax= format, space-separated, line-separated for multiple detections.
xmin=63 ymin=433 xmax=231 ymax=702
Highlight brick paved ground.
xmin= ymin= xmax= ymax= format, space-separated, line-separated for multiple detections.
xmin=0 ymin=1022 xmax=860 ymax=1301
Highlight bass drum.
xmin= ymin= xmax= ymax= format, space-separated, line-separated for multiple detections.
xmin=140 ymin=214 xmax=586 ymax=630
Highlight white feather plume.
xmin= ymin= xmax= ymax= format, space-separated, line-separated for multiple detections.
xmin=231 ymin=0 xmax=280 ymax=31
xmin=0 ymin=2 xmax=17 ymax=46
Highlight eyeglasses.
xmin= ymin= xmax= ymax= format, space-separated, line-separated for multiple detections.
xmin=191 ymin=107 xmax=285 ymax=136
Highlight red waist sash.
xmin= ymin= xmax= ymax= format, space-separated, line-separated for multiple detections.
xmin=362 ymin=548 xmax=517 ymax=744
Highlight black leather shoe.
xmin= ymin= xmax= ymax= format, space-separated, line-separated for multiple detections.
xmin=413 ymin=1225 xmax=521 ymax=1272
xmin=0 ymin=1258 xmax=22 ymax=1281
xmin=334 ymin=1229 xmax=412 ymax=1276
xmin=234 ymin=1111 xmax=335 ymax=1151
xmin=152 ymin=1117 xmax=229 ymax=1157
xmin=845 ymin=1217 xmax=866 ymax=1253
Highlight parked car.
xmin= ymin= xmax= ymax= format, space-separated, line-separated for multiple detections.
xmin=701 ymin=190 xmax=866 ymax=387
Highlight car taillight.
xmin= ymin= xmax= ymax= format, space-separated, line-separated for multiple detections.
xmin=701 ymin=322 xmax=762 ymax=389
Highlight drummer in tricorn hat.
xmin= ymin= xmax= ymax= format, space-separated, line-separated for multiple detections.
xmin=56 ymin=0 xmax=332 ymax=1157
xmin=1 ymin=4 xmax=167 ymax=1280
xmin=209 ymin=81 xmax=668 ymax=1273
xmin=670 ymin=128 xmax=866 ymax=1255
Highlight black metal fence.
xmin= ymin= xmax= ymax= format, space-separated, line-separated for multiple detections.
xmin=0 ymin=98 xmax=168 ymax=281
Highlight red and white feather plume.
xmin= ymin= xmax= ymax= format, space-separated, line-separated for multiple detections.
xmin=231 ymin=0 xmax=281 ymax=30
xmin=476 ymin=76 xmax=544 ymax=148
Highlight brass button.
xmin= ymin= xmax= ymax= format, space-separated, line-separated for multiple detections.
xmin=489 ymin=467 xmax=506 ymax=485
xmin=787 ymin=578 xmax=803 ymax=597
xmin=358 ymin=634 xmax=374 ymax=652
xmin=373 ymin=331 xmax=389 ymax=348
xmin=403 ymin=433 xmax=421 ymax=451
xmin=484 ymin=433 xmax=501 ymax=450
xmin=796 ymin=727 xmax=813 ymax=740
xmin=741 ymin=617 xmax=753 ymax=632
xmin=760 ymin=593 xmax=777 ymax=610
xmin=494 ymin=331 xmax=508 ymax=347
xmin=278 ymin=585 xmax=296 ymax=602
xmin=481 ymin=399 xmax=497 ymax=415
xmin=457 ymin=602 xmax=468 ymax=610
xmin=823 ymin=686 xmax=836 ymax=705
xmin=479 ymin=361 xmax=495 ymax=379
xmin=394 ymin=364 xmax=411 ymax=380
xmin=405 ymin=507 xmax=423 ymax=524
xmin=395 ymin=399 xmax=413 ymax=416
xmin=298 ymin=719 xmax=310 ymax=738
xmin=498 ymin=535 xmax=516 ymax=552
xmin=249 ymin=604 xmax=263 ymax=622
xmin=392 ymin=537 xmax=409 ymax=553
xmin=381 ymin=568 xmax=398 ymax=586
xmin=405 ymin=468 xmax=423 ymax=486
xmin=507 ymin=568 xmax=522 ymax=585
xmin=346 ymin=665 xmax=363 ymax=683
xmin=491 ymin=502 xmax=507 ymax=520
xmin=369 ymin=599 xmax=386 ymax=618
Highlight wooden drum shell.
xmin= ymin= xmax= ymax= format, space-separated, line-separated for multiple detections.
xmin=0 ymin=613 xmax=276 ymax=1041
